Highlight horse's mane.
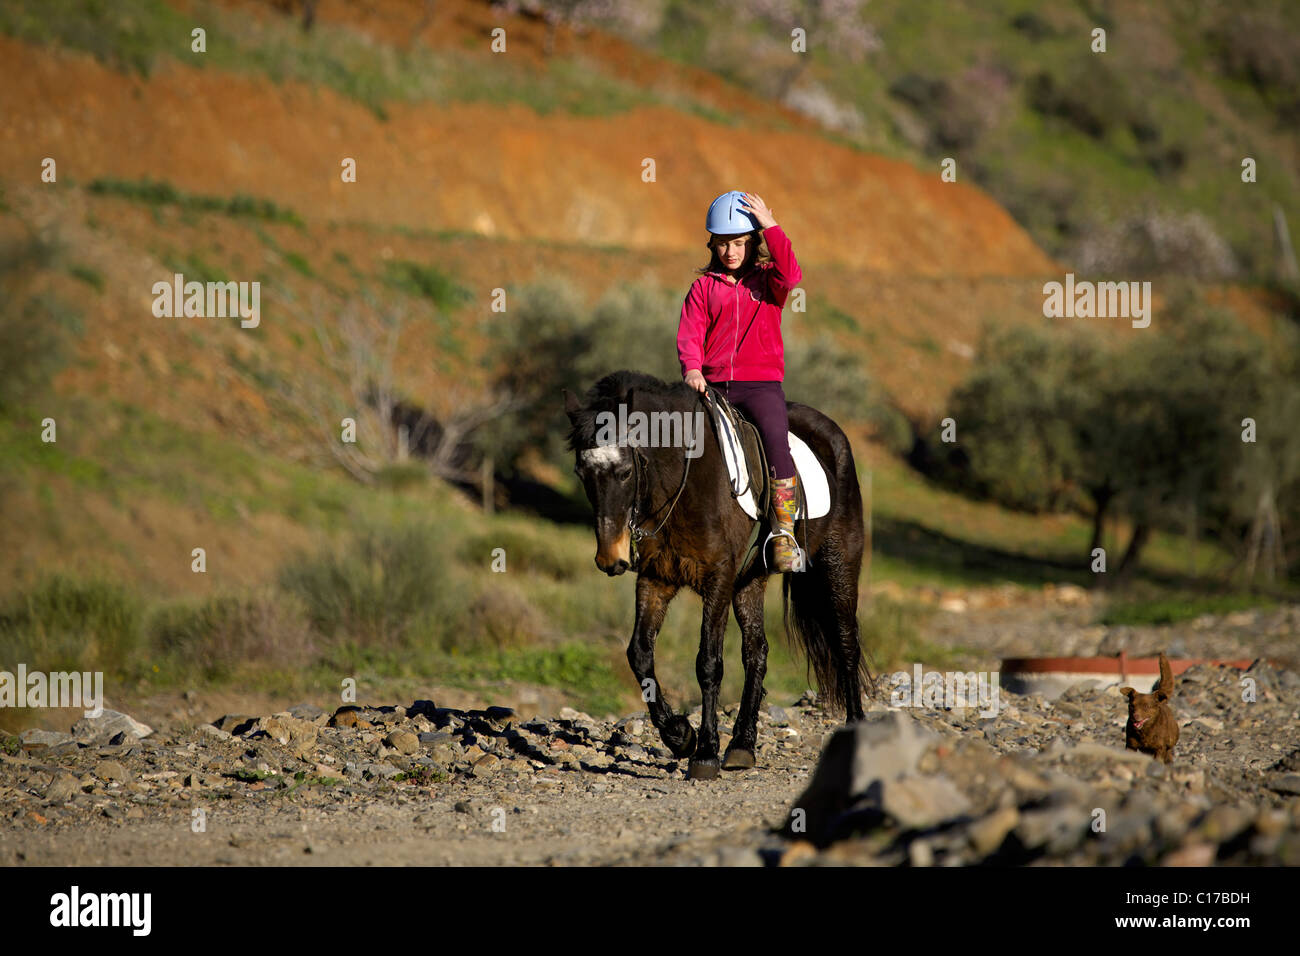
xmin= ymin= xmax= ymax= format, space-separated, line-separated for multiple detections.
xmin=566 ymin=369 xmax=693 ymax=450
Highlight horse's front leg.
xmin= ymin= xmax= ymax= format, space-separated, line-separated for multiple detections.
xmin=689 ymin=575 xmax=732 ymax=780
xmin=626 ymin=575 xmax=695 ymax=759
xmin=723 ymin=571 xmax=768 ymax=770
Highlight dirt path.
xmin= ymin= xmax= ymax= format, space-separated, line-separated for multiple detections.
xmin=4 ymin=700 xmax=835 ymax=867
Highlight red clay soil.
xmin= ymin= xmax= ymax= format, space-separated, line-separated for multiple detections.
xmin=0 ymin=24 xmax=1055 ymax=276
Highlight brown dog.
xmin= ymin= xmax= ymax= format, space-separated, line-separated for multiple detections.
xmin=1121 ymin=652 xmax=1179 ymax=763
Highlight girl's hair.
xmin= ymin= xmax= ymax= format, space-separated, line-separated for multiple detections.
xmin=696 ymin=231 xmax=772 ymax=276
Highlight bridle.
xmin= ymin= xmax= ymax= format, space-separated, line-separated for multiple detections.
xmin=625 ymin=390 xmax=705 ymax=547
xmin=627 ymin=443 xmax=692 ymax=543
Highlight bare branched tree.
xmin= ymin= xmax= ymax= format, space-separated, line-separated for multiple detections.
xmin=277 ymin=293 xmax=521 ymax=487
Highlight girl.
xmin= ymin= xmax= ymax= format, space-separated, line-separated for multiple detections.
xmin=677 ymin=190 xmax=804 ymax=573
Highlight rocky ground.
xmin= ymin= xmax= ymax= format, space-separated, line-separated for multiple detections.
xmin=3 ymin=601 xmax=1299 ymax=867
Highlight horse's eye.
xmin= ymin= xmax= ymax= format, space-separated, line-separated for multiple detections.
xmin=615 ymin=465 xmax=633 ymax=483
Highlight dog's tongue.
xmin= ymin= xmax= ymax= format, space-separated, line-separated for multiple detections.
xmin=1134 ymin=717 xmax=1147 ymax=728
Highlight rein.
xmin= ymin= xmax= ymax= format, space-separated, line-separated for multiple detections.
xmin=627 ymin=390 xmax=703 ymax=545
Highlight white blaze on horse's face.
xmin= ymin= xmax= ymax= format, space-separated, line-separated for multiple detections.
xmin=580 ymin=445 xmax=624 ymax=469
xmin=579 ymin=444 xmax=634 ymax=574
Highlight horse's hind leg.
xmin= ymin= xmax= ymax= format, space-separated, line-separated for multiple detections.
xmin=723 ymin=574 xmax=768 ymax=770
xmin=627 ymin=576 xmax=695 ymax=759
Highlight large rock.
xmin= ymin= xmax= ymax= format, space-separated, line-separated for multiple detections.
xmin=867 ymin=773 xmax=972 ymax=830
xmin=288 ymin=703 xmax=327 ymax=724
xmin=19 ymin=728 xmax=75 ymax=751
xmin=384 ymin=730 xmax=419 ymax=755
xmin=214 ymin=714 xmax=258 ymax=735
xmin=968 ymin=806 xmax=1020 ymax=856
xmin=94 ymin=760 xmax=129 ymax=783
xmin=256 ymin=715 xmax=319 ymax=757
xmin=1015 ymin=799 xmax=1089 ymax=855
xmin=44 ymin=773 xmax=82 ymax=802
xmin=329 ymin=707 xmax=368 ymax=729
xmin=71 ymin=709 xmax=153 ymax=745
xmin=1268 ymin=774 xmax=1300 ymax=796
xmin=787 ymin=711 xmax=937 ymax=845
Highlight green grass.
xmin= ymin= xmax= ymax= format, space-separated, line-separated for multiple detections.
xmin=392 ymin=768 xmax=446 ymax=785
xmin=0 ymin=287 xmax=84 ymax=415
xmin=146 ymin=591 xmax=317 ymax=683
xmin=88 ymin=178 xmax=303 ymax=227
xmin=862 ymin=452 xmax=1237 ymax=592
xmin=68 ymin=264 xmax=105 ymax=291
xmin=278 ymin=519 xmax=469 ymax=648
xmin=282 ymin=251 xmax=315 ymax=278
xmin=1098 ymin=591 xmax=1279 ymax=627
xmin=0 ymin=575 xmax=145 ymax=678
xmin=821 ymin=304 xmax=862 ymax=333
xmin=163 ymin=251 xmax=231 ymax=285
xmin=434 ymin=642 xmax=630 ymax=718
xmin=0 ymin=0 xmax=192 ymax=75
xmin=0 ymin=397 xmax=364 ymax=532
xmin=457 ymin=526 xmax=579 ymax=580
xmin=0 ymin=0 xmax=746 ymax=125
xmin=382 ymin=260 xmax=473 ymax=312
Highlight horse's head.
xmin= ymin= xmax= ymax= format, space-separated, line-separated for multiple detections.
xmin=565 ymin=386 xmax=639 ymax=575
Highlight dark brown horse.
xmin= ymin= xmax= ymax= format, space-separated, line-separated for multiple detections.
xmin=564 ymin=370 xmax=870 ymax=780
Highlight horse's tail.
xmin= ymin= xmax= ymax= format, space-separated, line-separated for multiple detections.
xmin=782 ymin=566 xmax=871 ymax=717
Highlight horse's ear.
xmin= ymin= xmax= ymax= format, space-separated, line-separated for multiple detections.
xmin=563 ymin=388 xmax=581 ymax=420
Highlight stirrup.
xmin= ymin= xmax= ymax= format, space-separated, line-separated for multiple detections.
xmin=762 ymin=529 xmax=806 ymax=572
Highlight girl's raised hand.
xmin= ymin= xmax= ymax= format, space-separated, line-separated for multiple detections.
xmin=739 ymin=192 xmax=777 ymax=229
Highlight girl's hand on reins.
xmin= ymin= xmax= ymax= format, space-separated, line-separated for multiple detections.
xmin=685 ymin=369 xmax=707 ymax=393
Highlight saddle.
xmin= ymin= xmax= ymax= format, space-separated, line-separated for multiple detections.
xmin=705 ymin=388 xmax=772 ymax=518
xmin=702 ymin=386 xmax=816 ymax=574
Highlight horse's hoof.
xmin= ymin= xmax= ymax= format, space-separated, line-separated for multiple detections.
xmin=688 ymin=758 xmax=721 ymax=781
xmin=722 ymin=747 xmax=755 ymax=770
xmin=664 ymin=718 xmax=697 ymax=760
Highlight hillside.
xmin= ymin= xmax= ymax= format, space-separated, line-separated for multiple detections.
xmin=1 ymin=0 xmax=1294 ymax=726
xmin=640 ymin=0 xmax=1300 ymax=281
xmin=0 ymin=31 xmax=1052 ymax=274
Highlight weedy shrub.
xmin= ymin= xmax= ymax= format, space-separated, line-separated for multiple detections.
xmin=0 ymin=576 xmax=143 ymax=677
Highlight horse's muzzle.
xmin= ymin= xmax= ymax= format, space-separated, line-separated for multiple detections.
xmin=595 ymin=523 xmax=631 ymax=575
xmin=598 ymin=558 xmax=630 ymax=576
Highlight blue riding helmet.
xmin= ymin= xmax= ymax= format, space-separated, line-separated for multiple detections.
xmin=706 ymin=190 xmax=759 ymax=236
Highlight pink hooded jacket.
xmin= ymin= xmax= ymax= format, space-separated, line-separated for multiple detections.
xmin=676 ymin=224 xmax=802 ymax=383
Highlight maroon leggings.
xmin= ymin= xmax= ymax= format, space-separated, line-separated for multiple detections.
xmin=712 ymin=379 xmax=796 ymax=480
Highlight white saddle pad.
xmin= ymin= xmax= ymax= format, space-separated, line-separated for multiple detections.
xmin=713 ymin=408 xmax=831 ymax=520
